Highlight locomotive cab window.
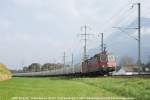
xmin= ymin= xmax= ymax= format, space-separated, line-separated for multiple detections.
xmin=108 ymin=55 xmax=115 ymax=61
xmin=97 ymin=56 xmax=100 ymax=60
xmin=100 ymin=54 xmax=107 ymax=61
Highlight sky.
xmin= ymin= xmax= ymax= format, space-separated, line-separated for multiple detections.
xmin=0 ymin=0 xmax=150 ymax=69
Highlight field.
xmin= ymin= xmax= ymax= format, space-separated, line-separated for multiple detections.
xmin=0 ymin=77 xmax=150 ymax=100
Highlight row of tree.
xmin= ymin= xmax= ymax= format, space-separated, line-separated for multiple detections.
xmin=21 ymin=56 xmax=150 ymax=72
xmin=22 ymin=63 xmax=67 ymax=72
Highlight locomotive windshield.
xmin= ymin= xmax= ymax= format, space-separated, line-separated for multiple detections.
xmin=108 ymin=55 xmax=115 ymax=61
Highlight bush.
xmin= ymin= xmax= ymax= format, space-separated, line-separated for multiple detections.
xmin=0 ymin=64 xmax=12 ymax=81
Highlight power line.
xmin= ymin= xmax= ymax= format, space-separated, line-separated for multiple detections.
xmin=113 ymin=27 xmax=138 ymax=40
xmin=71 ymin=53 xmax=74 ymax=67
xmin=98 ymin=33 xmax=104 ymax=52
xmin=63 ymin=52 xmax=66 ymax=67
xmin=131 ymin=3 xmax=142 ymax=72
xmin=101 ymin=2 xmax=132 ymax=32
xmin=106 ymin=1 xmax=143 ymax=75
xmin=71 ymin=53 xmax=75 ymax=73
xmin=114 ymin=3 xmax=142 ymax=73
xmin=62 ymin=51 xmax=67 ymax=74
xmin=137 ymin=3 xmax=142 ymax=70
xmin=79 ymin=25 xmax=92 ymax=61
xmin=101 ymin=33 xmax=104 ymax=52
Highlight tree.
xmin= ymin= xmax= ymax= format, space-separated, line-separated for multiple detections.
xmin=41 ymin=63 xmax=53 ymax=71
xmin=28 ymin=63 xmax=41 ymax=72
xmin=23 ymin=67 xmax=28 ymax=72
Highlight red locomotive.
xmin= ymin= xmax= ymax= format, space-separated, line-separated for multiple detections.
xmin=82 ymin=48 xmax=116 ymax=75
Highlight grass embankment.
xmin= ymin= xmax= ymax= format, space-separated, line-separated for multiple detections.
xmin=76 ymin=77 xmax=150 ymax=100
xmin=0 ymin=64 xmax=11 ymax=81
xmin=0 ymin=77 xmax=119 ymax=100
xmin=0 ymin=77 xmax=149 ymax=100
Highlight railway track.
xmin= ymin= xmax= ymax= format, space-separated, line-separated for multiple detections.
xmin=12 ymin=71 xmax=150 ymax=79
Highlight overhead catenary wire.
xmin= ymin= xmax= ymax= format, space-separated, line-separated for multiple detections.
xmin=87 ymin=2 xmax=136 ymax=50
xmin=100 ymin=2 xmax=133 ymax=33
xmin=113 ymin=27 xmax=138 ymax=40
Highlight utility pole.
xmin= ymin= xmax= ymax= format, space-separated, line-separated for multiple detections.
xmin=113 ymin=2 xmax=142 ymax=73
xmin=79 ymin=25 xmax=91 ymax=61
xmin=126 ymin=2 xmax=142 ymax=72
xmin=63 ymin=52 xmax=66 ymax=67
xmin=21 ymin=60 xmax=24 ymax=68
xmin=101 ymin=33 xmax=104 ymax=52
xmin=71 ymin=53 xmax=74 ymax=73
xmin=132 ymin=2 xmax=142 ymax=72
xmin=83 ymin=25 xmax=87 ymax=61
xmin=148 ymin=55 xmax=150 ymax=64
xmin=53 ymin=58 xmax=56 ymax=74
xmin=98 ymin=33 xmax=106 ymax=53
xmin=20 ymin=60 xmax=25 ymax=72
xmin=137 ymin=3 xmax=142 ymax=70
xmin=71 ymin=53 xmax=74 ymax=67
xmin=62 ymin=52 xmax=66 ymax=74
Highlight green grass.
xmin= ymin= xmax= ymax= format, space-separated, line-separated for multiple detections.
xmin=76 ymin=77 xmax=150 ymax=100
xmin=0 ymin=77 xmax=149 ymax=100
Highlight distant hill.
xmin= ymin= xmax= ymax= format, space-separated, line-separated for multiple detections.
xmin=0 ymin=64 xmax=12 ymax=81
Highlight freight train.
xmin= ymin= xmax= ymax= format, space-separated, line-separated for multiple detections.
xmin=13 ymin=50 xmax=116 ymax=77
